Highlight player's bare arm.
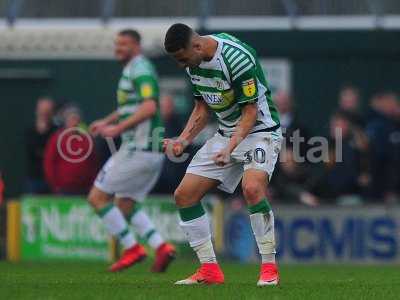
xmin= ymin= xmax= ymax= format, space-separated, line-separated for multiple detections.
xmin=100 ymin=99 xmax=157 ymax=138
xmin=89 ymin=111 xmax=119 ymax=136
xmin=163 ymin=99 xmax=209 ymax=156
xmin=213 ymin=103 xmax=258 ymax=166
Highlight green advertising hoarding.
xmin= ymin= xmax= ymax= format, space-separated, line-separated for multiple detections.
xmin=21 ymin=196 xmax=110 ymax=261
xmin=19 ymin=195 xmax=186 ymax=261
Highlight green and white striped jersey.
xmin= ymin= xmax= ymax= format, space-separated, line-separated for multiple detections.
xmin=117 ymin=55 xmax=163 ymax=151
xmin=187 ymin=33 xmax=280 ymax=136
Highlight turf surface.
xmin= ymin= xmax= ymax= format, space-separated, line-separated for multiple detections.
xmin=0 ymin=260 xmax=399 ymax=299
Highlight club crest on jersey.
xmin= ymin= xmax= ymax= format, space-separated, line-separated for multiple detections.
xmin=215 ymin=79 xmax=224 ymax=91
xmin=140 ymin=83 xmax=153 ymax=98
xmin=242 ymin=78 xmax=256 ymax=97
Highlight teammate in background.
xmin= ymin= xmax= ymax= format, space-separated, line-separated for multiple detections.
xmin=164 ymin=24 xmax=282 ymax=286
xmin=88 ymin=29 xmax=175 ymax=273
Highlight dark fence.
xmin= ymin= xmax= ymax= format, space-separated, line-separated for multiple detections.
xmin=1 ymin=0 xmax=400 ymax=19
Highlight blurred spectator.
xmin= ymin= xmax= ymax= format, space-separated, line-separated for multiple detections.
xmin=387 ymin=113 xmax=400 ymax=203
xmin=338 ymin=85 xmax=365 ymax=127
xmin=160 ymin=94 xmax=184 ymax=138
xmin=154 ymin=95 xmax=188 ymax=193
xmin=274 ymin=90 xmax=310 ymax=159
xmin=311 ymin=111 xmax=370 ymax=202
xmin=43 ymin=105 xmax=99 ymax=195
xmin=366 ymin=93 xmax=400 ymax=201
xmin=0 ymin=171 xmax=4 ymax=205
xmin=25 ymin=97 xmax=57 ymax=194
xmin=337 ymin=85 xmax=371 ymax=195
xmin=92 ymin=135 xmax=120 ymax=167
xmin=271 ymin=145 xmax=319 ymax=206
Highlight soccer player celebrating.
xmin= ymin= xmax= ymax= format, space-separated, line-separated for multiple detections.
xmin=88 ymin=29 xmax=175 ymax=273
xmin=163 ymin=24 xmax=282 ymax=286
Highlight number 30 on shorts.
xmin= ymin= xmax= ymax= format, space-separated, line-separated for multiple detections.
xmin=244 ymin=148 xmax=266 ymax=164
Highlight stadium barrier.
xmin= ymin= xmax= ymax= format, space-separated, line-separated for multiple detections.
xmin=8 ymin=197 xmax=111 ymax=261
xmin=6 ymin=200 xmax=21 ymax=262
xmin=6 ymin=196 xmax=400 ymax=264
xmin=6 ymin=195 xmax=207 ymax=261
xmin=222 ymin=203 xmax=400 ymax=264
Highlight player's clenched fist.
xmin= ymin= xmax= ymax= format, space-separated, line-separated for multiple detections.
xmin=89 ymin=119 xmax=107 ymax=136
xmin=213 ymin=148 xmax=231 ymax=166
xmin=162 ymin=138 xmax=186 ymax=157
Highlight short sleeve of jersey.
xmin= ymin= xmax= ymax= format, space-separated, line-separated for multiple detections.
xmin=133 ymin=74 xmax=159 ymax=101
xmin=231 ymin=63 xmax=258 ymax=105
xmin=223 ymin=45 xmax=259 ymax=105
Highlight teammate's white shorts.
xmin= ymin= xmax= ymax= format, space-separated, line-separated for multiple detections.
xmin=94 ymin=149 xmax=164 ymax=202
xmin=187 ymin=130 xmax=283 ymax=194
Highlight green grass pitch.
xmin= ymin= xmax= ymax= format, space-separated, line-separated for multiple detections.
xmin=0 ymin=260 xmax=399 ymax=299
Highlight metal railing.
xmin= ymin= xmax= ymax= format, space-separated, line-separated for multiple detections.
xmin=2 ymin=0 xmax=400 ymax=26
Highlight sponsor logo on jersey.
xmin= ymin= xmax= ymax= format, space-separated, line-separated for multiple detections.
xmin=140 ymin=84 xmax=153 ymax=98
xmin=242 ymin=78 xmax=256 ymax=97
xmin=203 ymin=93 xmax=223 ymax=105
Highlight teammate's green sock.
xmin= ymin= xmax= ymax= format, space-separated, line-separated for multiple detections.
xmin=127 ymin=205 xmax=164 ymax=250
xmin=98 ymin=203 xmax=136 ymax=249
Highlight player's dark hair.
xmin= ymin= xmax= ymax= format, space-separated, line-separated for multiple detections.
xmin=164 ymin=23 xmax=193 ymax=53
xmin=118 ymin=29 xmax=141 ymax=44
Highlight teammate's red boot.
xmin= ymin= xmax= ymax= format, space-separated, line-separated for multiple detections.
xmin=109 ymin=244 xmax=147 ymax=272
xmin=257 ymin=262 xmax=279 ymax=286
xmin=175 ymin=263 xmax=225 ymax=285
xmin=151 ymin=243 xmax=176 ymax=273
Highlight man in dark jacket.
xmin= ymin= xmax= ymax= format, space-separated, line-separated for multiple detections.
xmin=274 ymin=90 xmax=310 ymax=160
xmin=25 ymin=97 xmax=57 ymax=194
xmin=366 ymin=93 xmax=400 ymax=201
